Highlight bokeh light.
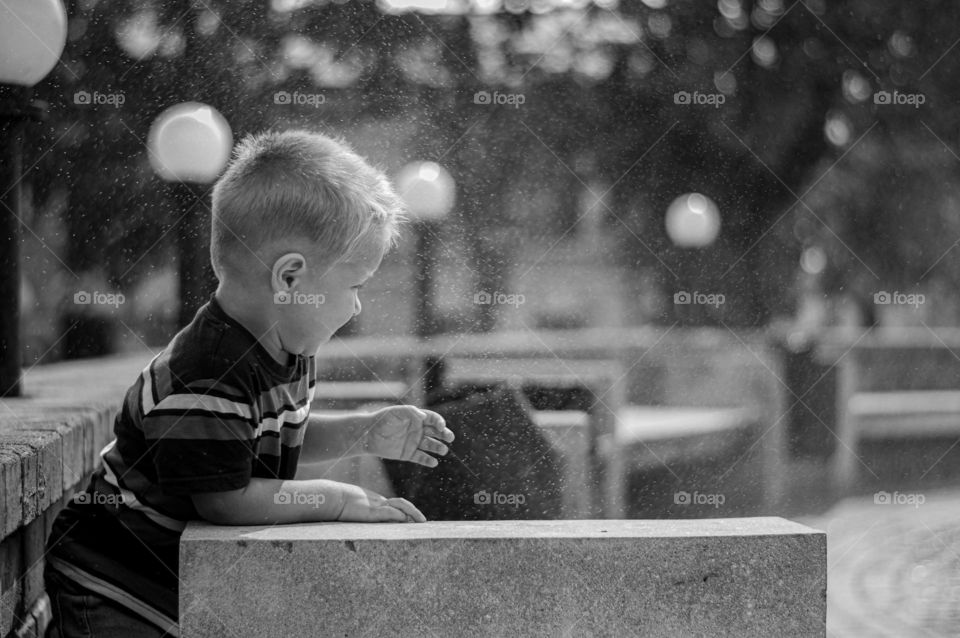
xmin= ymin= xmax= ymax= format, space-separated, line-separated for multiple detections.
xmin=147 ymin=102 xmax=233 ymax=183
xmin=395 ymin=161 xmax=457 ymax=221
xmin=665 ymin=193 xmax=721 ymax=247
xmin=0 ymin=0 xmax=67 ymax=86
xmin=801 ymin=245 xmax=827 ymax=275
xmin=824 ymin=111 xmax=853 ymax=147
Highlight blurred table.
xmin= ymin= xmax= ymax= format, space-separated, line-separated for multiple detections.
xmin=602 ymin=406 xmax=762 ymax=518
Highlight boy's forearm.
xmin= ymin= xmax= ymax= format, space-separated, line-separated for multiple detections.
xmin=204 ymin=478 xmax=349 ymax=525
xmin=299 ymin=412 xmax=371 ymax=464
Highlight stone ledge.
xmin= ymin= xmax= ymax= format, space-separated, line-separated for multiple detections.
xmin=0 ymin=353 xmax=151 ymax=538
xmin=0 ymin=353 xmax=151 ymax=637
xmin=180 ymin=517 xmax=826 ymax=638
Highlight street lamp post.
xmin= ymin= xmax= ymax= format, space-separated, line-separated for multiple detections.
xmin=395 ymin=161 xmax=456 ymax=338
xmin=147 ymin=102 xmax=232 ymax=327
xmin=0 ymin=0 xmax=67 ymax=397
xmin=665 ymin=192 xmax=722 ymax=324
xmin=394 ymin=161 xmax=456 ymax=397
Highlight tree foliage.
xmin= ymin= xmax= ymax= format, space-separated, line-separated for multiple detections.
xmin=26 ymin=0 xmax=960 ymax=329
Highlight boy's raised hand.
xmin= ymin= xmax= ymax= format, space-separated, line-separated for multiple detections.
xmin=363 ymin=405 xmax=454 ymax=468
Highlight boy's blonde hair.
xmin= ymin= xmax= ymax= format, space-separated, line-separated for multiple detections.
xmin=210 ymin=129 xmax=405 ymax=279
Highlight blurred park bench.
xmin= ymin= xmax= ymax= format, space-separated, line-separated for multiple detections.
xmin=603 ymin=406 xmax=763 ymax=518
xmin=441 ymin=356 xmax=625 ymax=518
xmin=303 ymin=357 xmax=626 ymax=518
xmin=313 ymin=327 xmax=787 ymax=517
xmin=819 ymin=331 xmax=960 ymax=493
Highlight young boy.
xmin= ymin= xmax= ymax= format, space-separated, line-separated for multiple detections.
xmin=44 ymin=130 xmax=454 ymax=637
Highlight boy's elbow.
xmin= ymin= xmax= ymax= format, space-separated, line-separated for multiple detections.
xmin=191 ymin=488 xmax=247 ymax=525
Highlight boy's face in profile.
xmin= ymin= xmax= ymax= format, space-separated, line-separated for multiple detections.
xmin=278 ymin=237 xmax=385 ymax=355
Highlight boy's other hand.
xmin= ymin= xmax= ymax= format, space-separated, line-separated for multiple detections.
xmin=338 ymin=484 xmax=426 ymax=523
xmin=364 ymin=405 xmax=454 ymax=468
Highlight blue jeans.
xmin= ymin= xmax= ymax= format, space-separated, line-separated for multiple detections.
xmin=44 ymin=567 xmax=175 ymax=638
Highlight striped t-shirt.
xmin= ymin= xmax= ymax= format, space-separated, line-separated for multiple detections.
xmin=46 ymin=295 xmax=316 ymax=635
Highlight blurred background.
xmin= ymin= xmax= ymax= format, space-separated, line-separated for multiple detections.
xmin=6 ymin=0 xmax=960 ymax=635
xmin=14 ymin=0 xmax=960 ymax=360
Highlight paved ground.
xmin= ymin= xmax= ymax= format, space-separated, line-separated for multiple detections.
xmin=797 ymin=488 xmax=960 ymax=637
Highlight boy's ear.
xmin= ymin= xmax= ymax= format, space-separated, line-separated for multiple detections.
xmin=271 ymin=252 xmax=307 ymax=293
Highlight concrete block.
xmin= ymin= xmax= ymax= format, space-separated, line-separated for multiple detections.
xmin=181 ymin=517 xmax=826 ymax=638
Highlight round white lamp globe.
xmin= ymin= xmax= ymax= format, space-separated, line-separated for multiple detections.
xmin=148 ymin=102 xmax=233 ymax=183
xmin=394 ymin=161 xmax=456 ymax=221
xmin=0 ymin=0 xmax=67 ymax=86
xmin=665 ymin=192 xmax=721 ymax=248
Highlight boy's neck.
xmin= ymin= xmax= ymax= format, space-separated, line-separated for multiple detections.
xmin=214 ymin=286 xmax=289 ymax=367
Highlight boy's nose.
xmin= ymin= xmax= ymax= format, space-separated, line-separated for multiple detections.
xmin=353 ymin=296 xmax=362 ymax=316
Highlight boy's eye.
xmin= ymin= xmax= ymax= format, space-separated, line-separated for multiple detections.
xmin=352 ymin=284 xmax=364 ymax=290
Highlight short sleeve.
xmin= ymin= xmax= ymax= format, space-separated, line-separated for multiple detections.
xmin=145 ymin=384 xmax=258 ymax=495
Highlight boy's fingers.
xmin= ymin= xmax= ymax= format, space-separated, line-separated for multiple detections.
xmin=423 ymin=412 xmax=454 ymax=442
xmin=400 ymin=407 xmax=452 ymax=442
xmin=376 ymin=505 xmax=407 ymax=522
xmin=409 ymin=450 xmax=439 ymax=468
xmin=419 ymin=436 xmax=449 ymax=457
xmin=387 ymin=498 xmax=426 ymax=523
xmin=433 ymin=425 xmax=455 ymax=443
xmin=408 ymin=406 xmax=429 ymax=420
